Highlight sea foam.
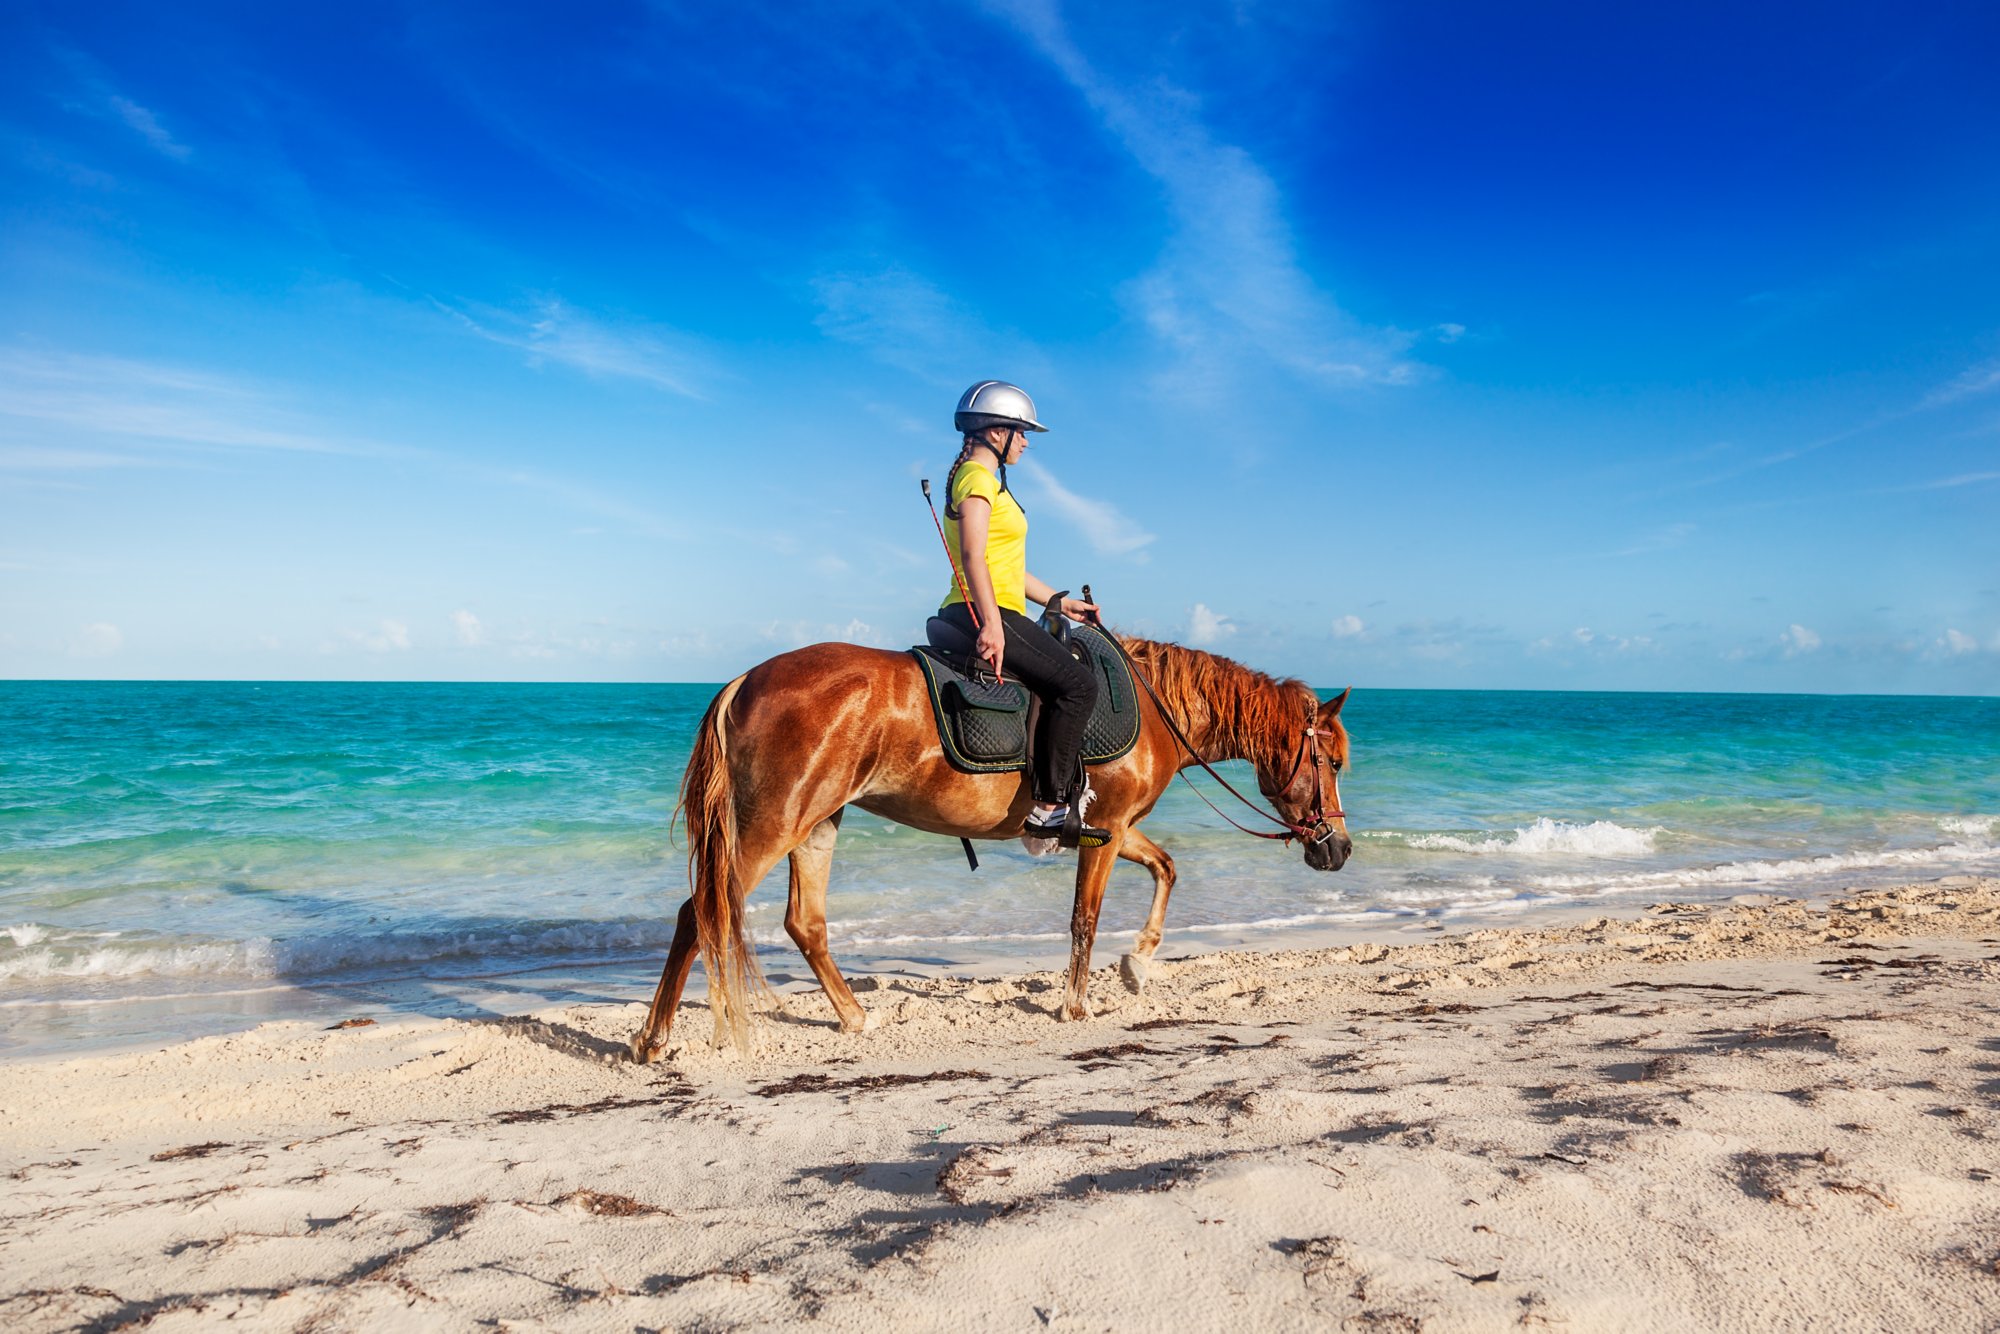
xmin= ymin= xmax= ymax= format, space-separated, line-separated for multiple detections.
xmin=1525 ymin=820 xmax=1999 ymax=895
xmin=1387 ymin=818 xmax=1663 ymax=857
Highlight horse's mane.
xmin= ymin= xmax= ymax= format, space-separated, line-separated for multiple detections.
xmin=1119 ymin=636 xmax=1342 ymax=766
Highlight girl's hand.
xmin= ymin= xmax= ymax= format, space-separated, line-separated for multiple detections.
xmin=976 ymin=619 xmax=1006 ymax=676
xmin=1060 ymin=596 xmax=1099 ymax=624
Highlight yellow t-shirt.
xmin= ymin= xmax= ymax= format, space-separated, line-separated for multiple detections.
xmin=941 ymin=461 xmax=1028 ymax=614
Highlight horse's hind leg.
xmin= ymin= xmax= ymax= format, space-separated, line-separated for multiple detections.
xmin=1116 ymin=828 xmax=1177 ymax=995
xmin=784 ymin=810 xmax=868 ymax=1033
xmin=631 ymin=897 xmax=701 ymax=1062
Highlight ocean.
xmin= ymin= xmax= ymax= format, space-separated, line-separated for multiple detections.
xmin=3 ymin=681 xmax=1995 ymax=1055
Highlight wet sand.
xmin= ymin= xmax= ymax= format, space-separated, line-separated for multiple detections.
xmin=3 ymin=876 xmax=1997 ymax=1332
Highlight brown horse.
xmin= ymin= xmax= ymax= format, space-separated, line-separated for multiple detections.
xmin=629 ymin=635 xmax=1352 ymax=1059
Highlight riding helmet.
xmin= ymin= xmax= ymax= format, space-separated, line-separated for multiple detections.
xmin=954 ymin=380 xmax=1049 ymax=435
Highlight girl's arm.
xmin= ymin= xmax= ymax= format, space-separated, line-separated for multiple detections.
xmin=1025 ymin=572 xmax=1098 ymax=622
xmin=957 ymin=496 xmax=1007 ymax=671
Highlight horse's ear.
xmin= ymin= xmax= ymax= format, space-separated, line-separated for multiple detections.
xmin=1321 ymin=687 xmax=1351 ymax=718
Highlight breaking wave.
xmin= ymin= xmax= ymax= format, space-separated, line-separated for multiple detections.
xmin=0 ymin=918 xmax=674 ymax=986
xmin=1375 ymin=818 xmax=1664 ymax=857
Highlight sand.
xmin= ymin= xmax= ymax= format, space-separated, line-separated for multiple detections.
xmin=3 ymin=875 xmax=1997 ymax=1332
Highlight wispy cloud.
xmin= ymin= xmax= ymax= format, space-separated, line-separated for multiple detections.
xmin=441 ymin=298 xmax=717 ymax=398
xmin=1603 ymin=521 xmax=1696 ymax=558
xmin=988 ymin=0 xmax=1421 ymax=392
xmin=0 ymin=350 xmax=379 ymax=457
xmin=1331 ymin=614 xmax=1366 ymax=639
xmin=1674 ymin=354 xmax=2000 ymax=494
xmin=0 ymin=445 xmax=166 ymax=471
xmin=482 ymin=464 xmax=687 ymax=541
xmin=107 ymin=94 xmax=191 ymax=161
xmin=451 ymin=610 xmax=484 ymax=647
xmin=1015 ymin=457 xmax=1155 ymax=557
xmin=1884 ymin=469 xmax=2000 ymax=493
xmin=1921 ymin=357 xmax=2000 ymax=408
xmin=812 ymin=266 xmax=1044 ymax=387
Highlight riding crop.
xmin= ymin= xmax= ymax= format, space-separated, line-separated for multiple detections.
xmin=920 ymin=478 xmax=1003 ymax=680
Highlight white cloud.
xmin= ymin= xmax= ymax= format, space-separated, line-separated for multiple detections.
xmin=108 ymin=95 xmax=191 ymax=161
xmin=1015 ymin=457 xmax=1156 ymax=557
xmin=1559 ymin=625 xmax=1658 ymax=655
xmin=1430 ymin=323 xmax=1467 ymax=344
xmin=1780 ymin=623 xmax=1821 ymax=656
xmin=839 ymin=618 xmax=883 ymax=646
xmin=348 ymin=620 xmax=411 ymax=653
xmin=1331 ymin=614 xmax=1365 ymax=639
xmin=1188 ymin=603 xmax=1235 ymax=647
xmin=990 ymin=0 xmax=1420 ymax=392
xmin=72 ymin=622 xmax=122 ymax=657
xmin=1940 ymin=628 xmax=1978 ymax=656
xmin=443 ymin=298 xmax=715 ymax=398
xmin=451 ymin=609 xmax=484 ymax=647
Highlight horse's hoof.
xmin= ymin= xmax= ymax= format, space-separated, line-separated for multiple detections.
xmin=1118 ymin=953 xmax=1151 ymax=995
xmin=628 ymin=1032 xmax=662 ymax=1064
xmin=1057 ymin=1000 xmax=1092 ymax=1023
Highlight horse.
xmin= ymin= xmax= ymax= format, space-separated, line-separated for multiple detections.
xmin=629 ymin=634 xmax=1352 ymax=1059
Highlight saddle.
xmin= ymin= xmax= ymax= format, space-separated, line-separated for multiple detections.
xmin=912 ymin=598 xmax=1141 ymax=776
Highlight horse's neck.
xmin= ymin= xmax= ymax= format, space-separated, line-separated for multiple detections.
xmin=1178 ymin=672 xmax=1290 ymax=770
xmin=1186 ymin=706 xmax=1280 ymax=769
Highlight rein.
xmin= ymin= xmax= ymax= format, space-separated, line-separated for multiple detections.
xmin=1091 ymin=613 xmax=1345 ymax=846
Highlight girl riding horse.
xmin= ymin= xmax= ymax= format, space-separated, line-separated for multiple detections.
xmin=935 ymin=380 xmax=1108 ymax=852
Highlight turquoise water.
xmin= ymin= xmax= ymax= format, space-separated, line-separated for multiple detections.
xmin=3 ymin=682 xmax=1996 ymax=1050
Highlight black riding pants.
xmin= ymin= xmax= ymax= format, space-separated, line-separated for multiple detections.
xmin=939 ymin=604 xmax=1099 ymax=805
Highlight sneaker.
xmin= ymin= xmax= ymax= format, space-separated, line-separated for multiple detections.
xmin=1022 ymin=806 xmax=1113 ymax=851
xmin=1020 ymin=829 xmax=1062 ymax=857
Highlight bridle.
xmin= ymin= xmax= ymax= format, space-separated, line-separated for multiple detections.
xmin=1101 ymin=629 xmax=1347 ymax=848
xmin=1260 ymin=716 xmax=1347 ymax=847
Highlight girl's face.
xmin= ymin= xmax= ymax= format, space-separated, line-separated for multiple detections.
xmin=1001 ymin=427 xmax=1028 ymax=465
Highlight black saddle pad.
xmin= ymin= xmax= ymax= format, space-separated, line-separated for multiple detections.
xmin=911 ymin=622 xmax=1142 ymax=775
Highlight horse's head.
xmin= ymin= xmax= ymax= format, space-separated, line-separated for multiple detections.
xmin=1259 ymin=687 xmax=1353 ymax=871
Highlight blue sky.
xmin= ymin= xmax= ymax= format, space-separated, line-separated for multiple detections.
xmin=2 ymin=1 xmax=1996 ymax=692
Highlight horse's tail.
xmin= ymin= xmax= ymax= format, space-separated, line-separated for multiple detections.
xmin=672 ymin=673 xmax=761 ymax=1050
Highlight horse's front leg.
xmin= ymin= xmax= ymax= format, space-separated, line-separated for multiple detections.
xmin=1061 ymin=834 xmax=1123 ymax=1022
xmin=1115 ymin=827 xmax=1176 ymax=995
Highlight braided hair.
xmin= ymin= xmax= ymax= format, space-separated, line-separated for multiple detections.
xmin=943 ymin=428 xmax=1023 ymax=520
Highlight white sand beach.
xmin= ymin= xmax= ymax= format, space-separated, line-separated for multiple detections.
xmin=4 ymin=876 xmax=1997 ymax=1332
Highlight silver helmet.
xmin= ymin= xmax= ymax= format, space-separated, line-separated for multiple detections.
xmin=954 ymin=380 xmax=1049 ymax=435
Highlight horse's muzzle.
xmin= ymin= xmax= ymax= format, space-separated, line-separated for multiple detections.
xmin=1302 ymin=827 xmax=1352 ymax=871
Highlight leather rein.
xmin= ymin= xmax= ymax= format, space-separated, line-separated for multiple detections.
xmin=1095 ymin=622 xmax=1345 ymax=847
